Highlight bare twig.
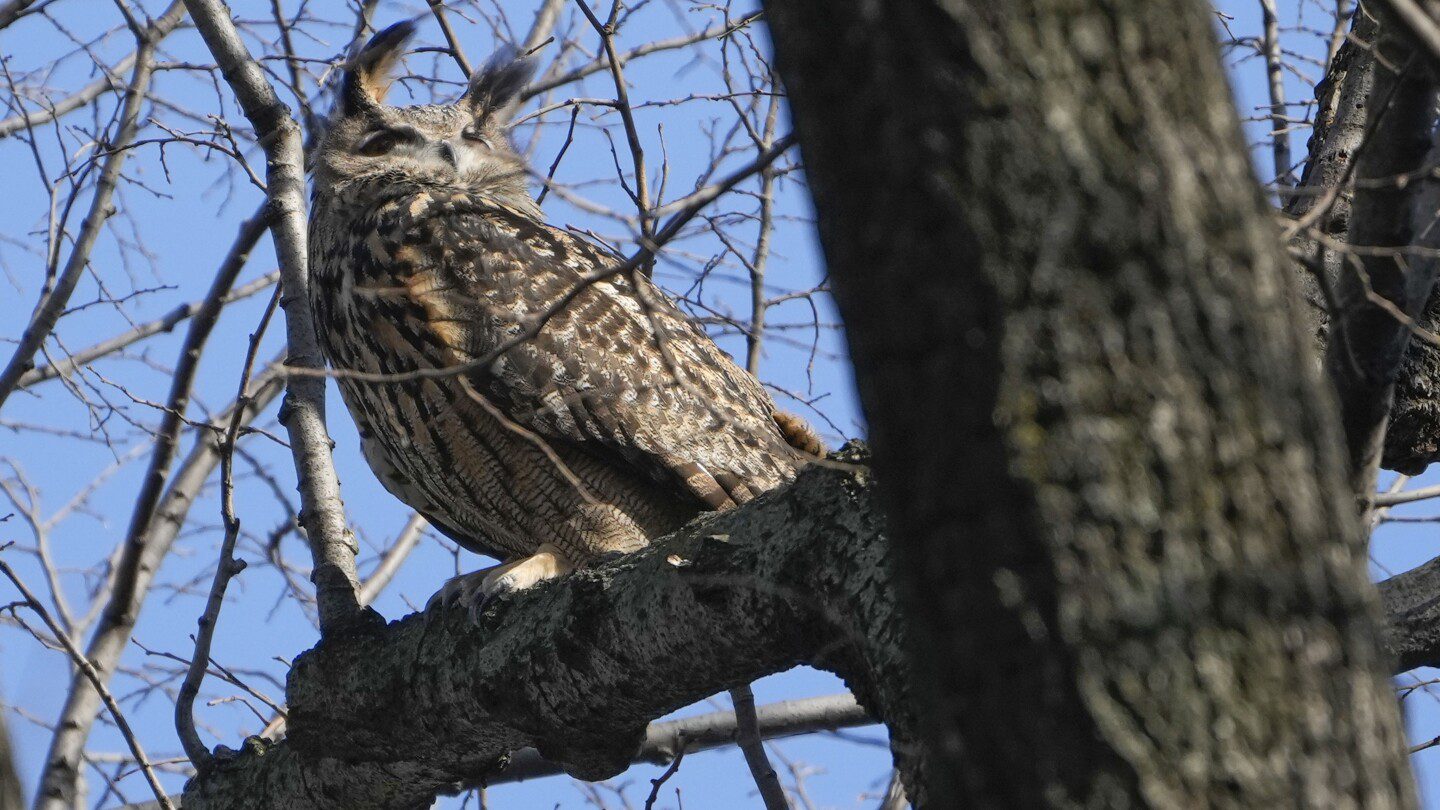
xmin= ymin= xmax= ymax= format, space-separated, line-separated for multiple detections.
xmin=32 ymin=364 xmax=284 ymax=810
xmin=427 ymin=1 xmax=474 ymax=76
xmin=523 ymin=11 xmax=764 ymax=99
xmin=175 ymin=282 xmax=281 ymax=770
xmin=0 ymin=11 xmax=165 ymax=412
xmin=0 ymin=2 xmax=187 ymax=138
xmin=0 ymin=560 xmax=175 ymax=810
xmin=576 ymin=0 xmax=654 ymax=269
xmin=643 ymin=743 xmax=686 ymax=810
xmin=521 ymin=0 xmax=566 ymax=53
xmin=20 ymin=270 xmax=279 ymax=389
xmin=357 ymin=513 xmax=428 ymax=607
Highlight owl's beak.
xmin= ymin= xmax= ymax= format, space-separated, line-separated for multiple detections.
xmin=436 ymin=141 xmax=459 ymax=169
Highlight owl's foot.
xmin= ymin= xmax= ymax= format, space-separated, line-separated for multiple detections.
xmin=427 ymin=544 xmax=576 ymax=621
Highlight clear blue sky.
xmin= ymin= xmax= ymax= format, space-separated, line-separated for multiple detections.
xmin=1 ymin=1 xmax=1435 ymax=808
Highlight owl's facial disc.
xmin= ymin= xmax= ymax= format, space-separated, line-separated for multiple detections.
xmin=349 ymin=120 xmax=508 ymax=184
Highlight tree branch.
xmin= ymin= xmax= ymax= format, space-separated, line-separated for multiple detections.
xmin=1324 ymin=10 xmax=1440 ymax=501
xmin=0 ymin=11 xmax=165 ymax=412
xmin=177 ymin=448 xmax=919 ymax=810
xmin=0 ymin=2 xmax=188 ymax=138
xmin=33 ymin=366 xmax=283 ymax=810
xmin=183 ymin=0 xmax=362 ymax=633
xmin=0 ymin=561 xmax=175 ymax=810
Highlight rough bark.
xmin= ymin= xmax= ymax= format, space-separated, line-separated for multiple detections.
xmin=764 ymin=0 xmax=1414 ymax=806
xmin=1284 ymin=5 xmax=1379 ymax=342
xmin=1323 ymin=6 xmax=1440 ymax=494
xmin=1283 ymin=3 xmax=1440 ymax=475
xmin=178 ymin=448 xmax=921 ymax=810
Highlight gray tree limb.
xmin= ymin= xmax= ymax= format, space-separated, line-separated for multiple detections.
xmin=1323 ymin=5 xmax=1440 ymax=500
xmin=32 ymin=368 xmax=283 ymax=810
xmin=177 ymin=449 xmax=917 ymax=810
xmin=182 ymin=0 xmax=362 ymax=633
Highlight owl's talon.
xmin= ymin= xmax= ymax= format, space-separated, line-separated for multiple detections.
xmin=425 ymin=544 xmax=575 ymax=623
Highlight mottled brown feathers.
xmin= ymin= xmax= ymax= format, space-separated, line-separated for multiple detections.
xmin=774 ymin=411 xmax=825 ymax=457
xmin=310 ymin=32 xmax=818 ymax=580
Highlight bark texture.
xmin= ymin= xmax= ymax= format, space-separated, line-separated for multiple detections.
xmin=1322 ymin=6 xmax=1439 ymax=492
xmin=1285 ymin=6 xmax=1378 ymax=343
xmin=179 ymin=448 xmax=920 ymax=809
xmin=764 ymin=0 xmax=1415 ymax=806
xmin=1284 ymin=3 xmax=1440 ymax=475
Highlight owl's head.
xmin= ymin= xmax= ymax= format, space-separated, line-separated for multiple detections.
xmin=314 ymin=21 xmax=537 ymax=213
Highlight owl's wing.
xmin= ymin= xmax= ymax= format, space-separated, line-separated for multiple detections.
xmin=389 ymin=193 xmax=800 ymax=509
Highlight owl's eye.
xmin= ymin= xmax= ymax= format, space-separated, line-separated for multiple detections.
xmin=356 ymin=128 xmax=417 ymax=157
xmin=460 ymin=126 xmax=492 ymax=149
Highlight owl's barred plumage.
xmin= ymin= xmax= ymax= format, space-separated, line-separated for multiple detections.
xmin=308 ymin=22 xmax=817 ymax=599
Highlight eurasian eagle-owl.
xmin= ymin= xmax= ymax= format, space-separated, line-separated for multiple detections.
xmin=308 ymin=22 xmax=821 ymax=611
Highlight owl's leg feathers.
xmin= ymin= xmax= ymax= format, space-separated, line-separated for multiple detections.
xmin=427 ymin=544 xmax=576 ymax=621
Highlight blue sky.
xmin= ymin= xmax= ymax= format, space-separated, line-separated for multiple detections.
xmin=1 ymin=1 xmax=1436 ymax=808
xmin=0 ymin=2 xmax=878 ymax=807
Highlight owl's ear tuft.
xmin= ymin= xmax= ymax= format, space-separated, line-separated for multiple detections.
xmin=461 ymin=48 xmax=535 ymax=125
xmin=341 ymin=21 xmax=417 ymax=116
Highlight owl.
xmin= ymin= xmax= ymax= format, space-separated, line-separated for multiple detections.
xmin=308 ymin=22 xmax=822 ymax=613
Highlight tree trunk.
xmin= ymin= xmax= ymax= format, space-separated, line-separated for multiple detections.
xmin=764 ymin=0 xmax=1416 ymax=806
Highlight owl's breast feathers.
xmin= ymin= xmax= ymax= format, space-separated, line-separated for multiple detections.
xmin=313 ymin=185 xmax=806 ymax=520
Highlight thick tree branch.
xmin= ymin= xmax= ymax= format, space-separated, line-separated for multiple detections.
xmin=178 ymin=448 xmax=918 ymax=810
xmin=183 ymin=0 xmax=362 ymax=633
xmin=123 ymin=694 xmax=873 ymax=809
xmin=1380 ymin=556 xmax=1440 ymax=670
xmin=1324 ymin=10 xmax=1440 ymax=499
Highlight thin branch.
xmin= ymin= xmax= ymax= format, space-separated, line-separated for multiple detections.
xmin=0 ymin=1 xmax=187 ymax=137
xmin=0 ymin=14 xmax=164 ymax=412
xmin=522 ymin=10 xmax=764 ymax=100
xmin=576 ymin=0 xmax=654 ymax=269
xmin=32 ymin=363 xmax=284 ymax=810
xmin=357 ymin=513 xmax=427 ymax=607
xmin=1259 ymin=0 xmax=1293 ymax=186
xmin=643 ymin=744 xmax=686 ymax=810
xmin=426 ymin=0 xmax=474 ymax=76
xmin=521 ymin=0 xmax=566 ymax=53
xmin=175 ymin=282 xmax=281 ymax=770
xmin=0 ymin=559 xmax=175 ymax=810
xmin=19 ymin=270 xmax=279 ymax=389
